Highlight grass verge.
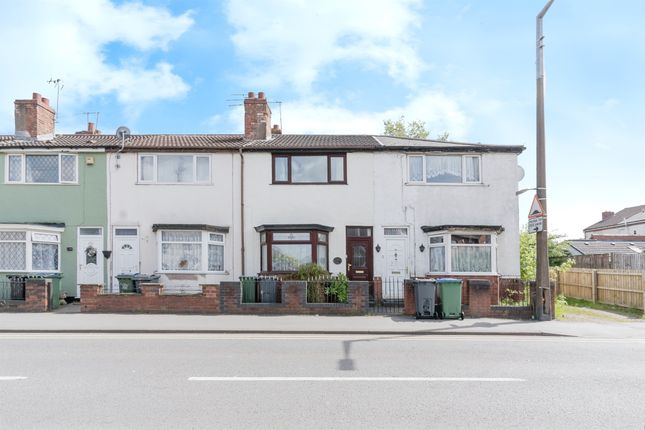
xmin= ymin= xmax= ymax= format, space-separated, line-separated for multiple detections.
xmin=556 ymin=296 xmax=644 ymax=321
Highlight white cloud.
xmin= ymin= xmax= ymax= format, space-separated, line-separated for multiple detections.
xmin=227 ymin=90 xmax=470 ymax=138
xmin=225 ymin=0 xmax=425 ymax=93
xmin=0 ymin=0 xmax=193 ymax=133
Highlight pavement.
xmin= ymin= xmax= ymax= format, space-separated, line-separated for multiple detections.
xmin=0 ymin=303 xmax=644 ymax=338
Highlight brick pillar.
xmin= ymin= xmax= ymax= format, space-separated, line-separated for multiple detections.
xmin=80 ymin=284 xmax=101 ymax=312
xmin=348 ymin=281 xmax=369 ymax=311
xmin=24 ymin=279 xmax=48 ymax=312
xmin=373 ymin=277 xmax=383 ymax=303
xmin=139 ymin=283 xmax=162 ymax=296
xmin=467 ymin=282 xmax=491 ymax=317
xmin=403 ymin=280 xmax=416 ymax=316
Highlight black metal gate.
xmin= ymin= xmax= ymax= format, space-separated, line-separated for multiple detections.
xmin=0 ymin=277 xmax=26 ymax=301
xmin=368 ymin=277 xmax=404 ymax=314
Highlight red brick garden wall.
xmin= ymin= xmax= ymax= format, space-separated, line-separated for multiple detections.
xmin=0 ymin=279 xmax=49 ymax=312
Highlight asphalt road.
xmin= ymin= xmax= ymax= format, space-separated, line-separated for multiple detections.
xmin=1 ymin=333 xmax=644 ymax=429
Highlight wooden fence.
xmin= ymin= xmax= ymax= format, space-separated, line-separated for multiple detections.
xmin=557 ymin=268 xmax=645 ymax=311
xmin=573 ymin=253 xmax=645 ymax=270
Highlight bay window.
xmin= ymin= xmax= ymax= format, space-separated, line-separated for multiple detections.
xmin=159 ymin=229 xmax=225 ymax=273
xmin=0 ymin=229 xmax=61 ymax=272
xmin=259 ymin=228 xmax=329 ymax=273
xmin=139 ymin=154 xmax=211 ymax=184
xmin=5 ymin=154 xmax=78 ymax=184
xmin=427 ymin=232 xmax=495 ymax=274
xmin=408 ymin=154 xmax=481 ymax=184
xmin=272 ymin=154 xmax=346 ymax=184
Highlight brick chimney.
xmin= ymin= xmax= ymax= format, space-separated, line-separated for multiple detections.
xmin=602 ymin=211 xmax=615 ymax=221
xmin=14 ymin=93 xmax=56 ymax=140
xmin=244 ymin=91 xmax=272 ymax=140
xmin=271 ymin=124 xmax=282 ymax=136
xmin=75 ymin=121 xmax=101 ymax=135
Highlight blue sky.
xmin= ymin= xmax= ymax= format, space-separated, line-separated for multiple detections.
xmin=1 ymin=0 xmax=644 ymax=239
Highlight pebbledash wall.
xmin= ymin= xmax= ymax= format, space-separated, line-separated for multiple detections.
xmin=107 ymin=150 xmax=241 ymax=292
xmin=0 ymin=151 xmax=108 ymax=297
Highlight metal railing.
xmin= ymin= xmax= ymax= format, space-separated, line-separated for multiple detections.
xmin=369 ymin=277 xmax=404 ymax=314
xmin=498 ymin=281 xmax=531 ymax=307
xmin=305 ymin=276 xmax=348 ymax=304
xmin=0 ymin=277 xmax=26 ymax=301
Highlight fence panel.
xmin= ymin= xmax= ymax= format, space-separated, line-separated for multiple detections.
xmin=559 ymin=268 xmax=644 ymax=311
xmin=573 ymin=253 xmax=645 ymax=270
xmin=596 ymin=271 xmax=643 ymax=310
xmin=559 ymin=269 xmax=594 ymax=301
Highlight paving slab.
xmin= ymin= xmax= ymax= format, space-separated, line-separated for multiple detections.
xmin=1 ymin=310 xmax=644 ymax=338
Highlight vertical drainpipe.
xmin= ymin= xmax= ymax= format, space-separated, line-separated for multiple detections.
xmin=106 ymin=151 xmax=112 ymax=292
xmin=239 ymin=145 xmax=245 ymax=276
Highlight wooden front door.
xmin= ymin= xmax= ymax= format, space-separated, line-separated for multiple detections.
xmin=346 ymin=226 xmax=373 ymax=281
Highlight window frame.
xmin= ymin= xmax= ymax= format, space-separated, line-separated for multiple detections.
xmin=138 ymin=154 xmax=212 ymax=185
xmin=271 ymin=153 xmax=347 ymax=185
xmin=260 ymin=229 xmax=329 ymax=274
xmin=0 ymin=227 xmax=61 ymax=273
xmin=426 ymin=231 xmax=496 ymax=275
xmin=5 ymin=153 xmax=78 ymax=185
xmin=157 ymin=229 xmax=225 ymax=274
xmin=407 ymin=154 xmax=482 ymax=185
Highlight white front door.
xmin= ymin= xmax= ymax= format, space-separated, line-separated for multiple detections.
xmin=113 ymin=227 xmax=140 ymax=290
xmin=77 ymin=227 xmax=104 ymax=296
xmin=384 ymin=235 xmax=408 ymax=299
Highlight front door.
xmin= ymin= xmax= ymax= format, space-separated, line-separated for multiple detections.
xmin=346 ymin=226 xmax=373 ymax=281
xmin=113 ymin=227 xmax=140 ymax=291
xmin=384 ymin=236 xmax=408 ymax=299
xmin=77 ymin=227 xmax=104 ymax=296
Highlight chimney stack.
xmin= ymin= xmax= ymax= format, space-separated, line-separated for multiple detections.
xmin=14 ymin=93 xmax=56 ymax=140
xmin=244 ymin=91 xmax=272 ymax=140
xmin=602 ymin=211 xmax=615 ymax=221
xmin=271 ymin=124 xmax=282 ymax=135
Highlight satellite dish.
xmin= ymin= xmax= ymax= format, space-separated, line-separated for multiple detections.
xmin=517 ymin=166 xmax=525 ymax=182
xmin=115 ymin=126 xmax=131 ymax=140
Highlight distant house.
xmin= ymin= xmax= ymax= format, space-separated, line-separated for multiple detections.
xmin=583 ymin=205 xmax=645 ymax=239
xmin=567 ymin=236 xmax=645 ymax=256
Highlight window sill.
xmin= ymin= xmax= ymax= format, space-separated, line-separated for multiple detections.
xmin=427 ymin=272 xmax=497 ymax=277
xmin=405 ymin=182 xmax=484 ymax=187
xmin=270 ymin=182 xmax=348 ymax=186
xmin=158 ymin=271 xmax=227 ymax=275
xmin=136 ymin=182 xmax=213 ymax=186
xmin=4 ymin=182 xmax=79 ymax=186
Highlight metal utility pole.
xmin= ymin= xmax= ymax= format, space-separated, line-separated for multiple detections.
xmin=535 ymin=0 xmax=554 ymax=320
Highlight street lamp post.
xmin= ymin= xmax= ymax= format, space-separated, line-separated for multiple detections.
xmin=536 ymin=0 xmax=554 ymax=320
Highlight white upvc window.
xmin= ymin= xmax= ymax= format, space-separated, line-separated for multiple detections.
xmin=5 ymin=154 xmax=78 ymax=184
xmin=0 ymin=229 xmax=61 ymax=272
xmin=138 ymin=154 xmax=211 ymax=184
xmin=427 ymin=232 xmax=496 ymax=274
xmin=158 ymin=230 xmax=225 ymax=273
xmin=407 ymin=154 xmax=481 ymax=184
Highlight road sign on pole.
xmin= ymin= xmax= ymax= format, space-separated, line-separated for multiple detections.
xmin=528 ymin=217 xmax=544 ymax=233
xmin=528 ymin=194 xmax=545 ymax=219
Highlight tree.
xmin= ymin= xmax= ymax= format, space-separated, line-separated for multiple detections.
xmin=519 ymin=230 xmax=573 ymax=281
xmin=383 ymin=116 xmax=448 ymax=141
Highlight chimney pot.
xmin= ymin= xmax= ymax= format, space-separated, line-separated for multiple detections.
xmin=258 ymin=91 xmax=265 ymax=99
xmin=88 ymin=122 xmax=96 ymax=133
xmin=42 ymin=97 xmax=49 ymax=106
xmin=602 ymin=211 xmax=615 ymax=221
xmin=247 ymin=91 xmax=255 ymax=99
xmin=32 ymin=93 xmax=41 ymax=100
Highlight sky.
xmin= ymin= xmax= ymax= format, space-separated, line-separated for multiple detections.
xmin=1 ymin=0 xmax=643 ymax=239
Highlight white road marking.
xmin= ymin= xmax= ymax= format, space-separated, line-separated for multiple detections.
xmin=0 ymin=376 xmax=27 ymax=381
xmin=188 ymin=376 xmax=525 ymax=382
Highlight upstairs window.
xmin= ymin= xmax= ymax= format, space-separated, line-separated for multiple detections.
xmin=272 ymin=154 xmax=346 ymax=184
xmin=139 ymin=154 xmax=211 ymax=184
xmin=5 ymin=154 xmax=78 ymax=184
xmin=408 ymin=155 xmax=481 ymax=184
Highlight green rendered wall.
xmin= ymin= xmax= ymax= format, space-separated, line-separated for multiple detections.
xmin=0 ymin=152 xmax=108 ymax=297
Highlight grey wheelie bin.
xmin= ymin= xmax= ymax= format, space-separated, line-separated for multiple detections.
xmin=414 ymin=279 xmax=438 ymax=319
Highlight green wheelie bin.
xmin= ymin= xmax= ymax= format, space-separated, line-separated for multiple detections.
xmin=437 ymin=278 xmax=464 ymax=320
xmin=240 ymin=277 xmax=257 ymax=303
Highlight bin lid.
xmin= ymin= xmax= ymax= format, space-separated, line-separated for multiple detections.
xmin=436 ymin=278 xmax=463 ymax=284
xmin=115 ymin=274 xmax=136 ymax=279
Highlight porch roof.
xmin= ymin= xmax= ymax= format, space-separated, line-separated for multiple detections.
xmin=254 ymin=224 xmax=335 ymax=232
xmin=421 ymin=225 xmax=505 ymax=234
xmin=151 ymin=224 xmax=229 ymax=234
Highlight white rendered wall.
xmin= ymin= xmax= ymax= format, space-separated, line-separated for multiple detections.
xmin=108 ymin=151 xmax=240 ymax=290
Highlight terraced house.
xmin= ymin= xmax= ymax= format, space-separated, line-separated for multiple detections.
xmin=0 ymin=93 xmax=108 ymax=299
xmin=1 ymin=91 xmax=525 ymax=312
